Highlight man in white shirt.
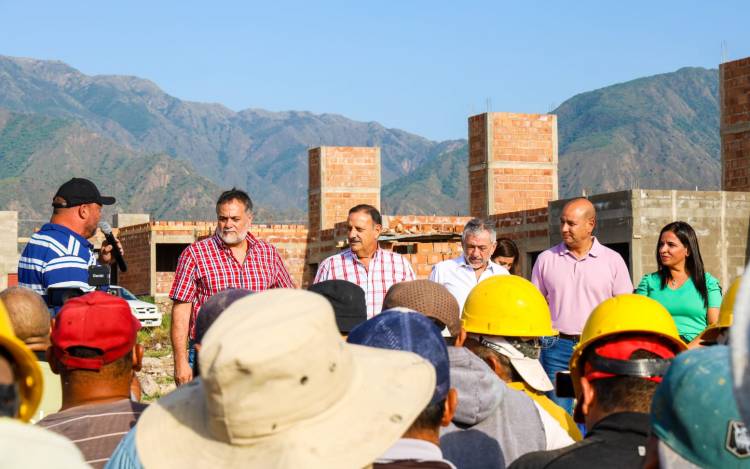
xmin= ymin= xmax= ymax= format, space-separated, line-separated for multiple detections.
xmin=429 ymin=218 xmax=508 ymax=312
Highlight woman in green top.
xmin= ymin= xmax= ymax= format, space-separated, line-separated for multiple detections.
xmin=635 ymin=221 xmax=721 ymax=347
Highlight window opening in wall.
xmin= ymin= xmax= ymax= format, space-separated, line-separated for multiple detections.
xmin=156 ymin=243 xmax=190 ymax=272
xmin=603 ymin=242 xmax=631 ymax=273
xmin=528 ymin=251 xmax=542 ymax=273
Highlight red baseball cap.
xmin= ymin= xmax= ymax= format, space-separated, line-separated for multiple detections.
xmin=51 ymin=291 xmax=141 ymax=371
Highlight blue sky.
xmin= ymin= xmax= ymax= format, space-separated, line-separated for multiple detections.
xmin=1 ymin=1 xmax=748 ymax=141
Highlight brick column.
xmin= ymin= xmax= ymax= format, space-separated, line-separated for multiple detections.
xmin=117 ymin=224 xmax=152 ymax=296
xmin=308 ymin=146 xmax=381 ymax=236
xmin=722 ymin=57 xmax=750 ymax=191
xmin=468 ymin=113 xmax=558 ymax=218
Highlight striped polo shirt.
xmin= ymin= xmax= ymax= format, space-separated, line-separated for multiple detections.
xmin=38 ymin=399 xmax=148 ymax=468
xmin=18 ymin=223 xmax=96 ymax=309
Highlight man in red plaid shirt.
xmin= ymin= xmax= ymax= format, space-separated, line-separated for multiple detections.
xmin=169 ymin=188 xmax=295 ymax=385
xmin=313 ymin=204 xmax=415 ymax=318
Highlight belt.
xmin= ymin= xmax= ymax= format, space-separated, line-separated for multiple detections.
xmin=559 ymin=333 xmax=581 ymax=342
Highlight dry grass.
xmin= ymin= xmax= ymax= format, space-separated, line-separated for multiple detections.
xmin=137 ymin=313 xmax=173 ymax=357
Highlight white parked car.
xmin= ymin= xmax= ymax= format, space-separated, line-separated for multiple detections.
xmin=108 ymin=286 xmax=163 ymax=327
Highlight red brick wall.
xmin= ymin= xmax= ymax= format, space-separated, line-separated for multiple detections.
xmin=469 ymin=113 xmax=557 ymax=218
xmin=155 ymin=271 xmax=175 ymax=296
xmin=722 ymin=57 xmax=750 ymax=191
xmin=308 ymin=147 xmax=323 ymax=236
xmin=253 ymin=224 xmax=309 ymax=288
xmin=398 ymin=242 xmax=465 ymax=278
xmin=120 ymin=221 xmax=309 ymax=295
xmin=308 ymin=146 xmax=380 ymax=237
xmin=382 ymin=215 xmax=470 ymax=278
xmin=491 ymin=167 xmax=555 ymax=212
xmin=118 ymin=224 xmax=152 ymax=296
xmin=468 ymin=114 xmax=489 ymax=217
xmin=490 ymin=207 xmax=550 ymax=276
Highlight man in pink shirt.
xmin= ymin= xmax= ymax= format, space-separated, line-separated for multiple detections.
xmin=531 ymin=198 xmax=633 ymax=413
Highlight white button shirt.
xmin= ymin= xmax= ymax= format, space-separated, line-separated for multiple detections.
xmin=429 ymin=255 xmax=509 ymax=313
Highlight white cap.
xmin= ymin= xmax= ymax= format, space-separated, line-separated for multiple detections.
xmin=476 ymin=335 xmax=554 ymax=392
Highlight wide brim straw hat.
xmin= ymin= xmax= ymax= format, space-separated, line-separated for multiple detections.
xmin=136 ymin=289 xmax=435 ymax=469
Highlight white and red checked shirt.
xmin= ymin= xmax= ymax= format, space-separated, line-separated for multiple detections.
xmin=170 ymin=232 xmax=295 ymax=338
xmin=313 ymin=247 xmax=416 ymax=318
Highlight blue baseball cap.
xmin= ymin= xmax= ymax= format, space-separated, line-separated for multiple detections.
xmin=347 ymin=309 xmax=449 ymax=405
xmin=651 ymin=345 xmax=750 ymax=467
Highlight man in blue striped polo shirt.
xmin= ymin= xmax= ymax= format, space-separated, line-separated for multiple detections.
xmin=18 ymin=178 xmax=119 ymax=313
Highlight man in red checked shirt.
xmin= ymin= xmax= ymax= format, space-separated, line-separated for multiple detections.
xmin=313 ymin=204 xmax=415 ymax=319
xmin=169 ymin=188 xmax=295 ymax=385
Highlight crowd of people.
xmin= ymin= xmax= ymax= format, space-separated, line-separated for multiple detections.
xmin=1 ymin=177 xmax=749 ymax=468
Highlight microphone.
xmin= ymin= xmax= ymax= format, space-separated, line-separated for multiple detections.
xmin=98 ymin=221 xmax=127 ymax=272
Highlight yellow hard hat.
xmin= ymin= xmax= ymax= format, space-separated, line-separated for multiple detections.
xmin=0 ymin=299 xmax=43 ymax=421
xmin=462 ymin=275 xmax=558 ymax=337
xmin=569 ymin=294 xmax=687 ymax=400
xmin=700 ymin=277 xmax=739 ymax=343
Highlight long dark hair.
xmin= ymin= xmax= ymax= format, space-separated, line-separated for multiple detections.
xmin=656 ymin=221 xmax=708 ymax=307
xmin=493 ymin=238 xmax=520 ymax=275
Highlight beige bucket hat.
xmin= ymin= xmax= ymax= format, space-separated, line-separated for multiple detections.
xmin=135 ymin=289 xmax=435 ymax=469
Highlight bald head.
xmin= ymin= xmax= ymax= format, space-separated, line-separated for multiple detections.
xmin=560 ymin=198 xmax=596 ymax=250
xmin=563 ymin=198 xmax=595 ymax=220
xmin=0 ymin=287 xmax=51 ymax=350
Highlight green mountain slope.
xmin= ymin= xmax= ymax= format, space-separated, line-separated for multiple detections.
xmin=0 ymin=109 xmax=224 ymax=234
xmin=0 ymin=55 xmax=453 ymax=216
xmin=556 ymin=67 xmax=720 ymax=196
xmin=382 ymin=143 xmax=468 ymax=215
xmin=0 ymin=58 xmax=723 ymax=220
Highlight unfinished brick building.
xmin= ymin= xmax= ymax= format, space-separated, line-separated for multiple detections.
xmin=6 ymin=56 xmax=749 ymax=294
xmin=109 ymin=111 xmax=560 ymax=297
xmin=111 ymin=84 xmax=750 ymax=297
xmin=722 ymin=57 xmax=750 ymax=191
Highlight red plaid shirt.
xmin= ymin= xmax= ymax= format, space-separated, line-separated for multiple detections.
xmin=313 ymin=248 xmax=415 ymax=318
xmin=170 ymin=232 xmax=295 ymax=338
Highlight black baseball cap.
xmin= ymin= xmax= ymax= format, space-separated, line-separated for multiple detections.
xmin=52 ymin=178 xmax=116 ymax=208
xmin=308 ymin=280 xmax=367 ymax=334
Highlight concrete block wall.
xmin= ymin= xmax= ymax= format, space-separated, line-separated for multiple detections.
xmin=630 ymin=190 xmax=750 ymax=289
xmin=546 ymin=190 xmax=750 ymax=289
xmin=468 ymin=113 xmax=558 ymax=218
xmin=722 ymin=57 xmax=750 ymax=191
xmin=308 ymin=146 xmax=381 ymax=237
xmin=0 ymin=211 xmax=19 ymax=290
xmin=549 ymin=192 xmax=634 ymax=248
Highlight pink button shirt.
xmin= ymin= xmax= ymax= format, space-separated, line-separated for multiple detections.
xmin=531 ymin=238 xmax=633 ymax=334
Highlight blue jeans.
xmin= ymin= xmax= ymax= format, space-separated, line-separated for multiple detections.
xmin=188 ymin=339 xmax=197 ymax=369
xmin=540 ymin=336 xmax=576 ymax=415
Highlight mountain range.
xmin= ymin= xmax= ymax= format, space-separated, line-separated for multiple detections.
xmin=0 ymin=55 xmax=721 ymax=226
